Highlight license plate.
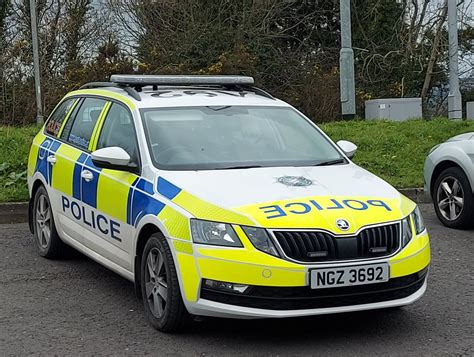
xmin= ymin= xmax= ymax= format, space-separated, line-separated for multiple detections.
xmin=310 ymin=263 xmax=389 ymax=289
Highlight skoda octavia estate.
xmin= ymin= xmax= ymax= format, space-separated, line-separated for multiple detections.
xmin=28 ymin=75 xmax=430 ymax=332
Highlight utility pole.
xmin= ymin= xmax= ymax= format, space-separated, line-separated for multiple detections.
xmin=339 ymin=0 xmax=356 ymax=120
xmin=29 ymin=0 xmax=43 ymax=125
xmin=447 ymin=0 xmax=462 ymax=119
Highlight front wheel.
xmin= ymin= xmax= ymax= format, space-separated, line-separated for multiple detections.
xmin=433 ymin=167 xmax=474 ymax=229
xmin=140 ymin=233 xmax=188 ymax=332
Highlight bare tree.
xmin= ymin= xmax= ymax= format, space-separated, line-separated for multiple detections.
xmin=0 ymin=0 xmax=472 ymax=124
xmin=421 ymin=1 xmax=448 ymax=100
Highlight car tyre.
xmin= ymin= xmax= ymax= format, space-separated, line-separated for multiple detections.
xmin=433 ymin=167 xmax=474 ymax=229
xmin=32 ymin=185 xmax=66 ymax=258
xmin=140 ymin=233 xmax=188 ymax=332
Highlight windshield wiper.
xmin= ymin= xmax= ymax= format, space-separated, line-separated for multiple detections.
xmin=313 ymin=158 xmax=346 ymax=166
xmin=214 ymin=165 xmax=263 ymax=170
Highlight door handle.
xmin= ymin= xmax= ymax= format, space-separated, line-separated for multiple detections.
xmin=46 ymin=155 xmax=56 ymax=165
xmin=81 ymin=170 xmax=94 ymax=182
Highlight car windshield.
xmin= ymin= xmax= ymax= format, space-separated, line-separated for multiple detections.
xmin=141 ymin=106 xmax=345 ymax=170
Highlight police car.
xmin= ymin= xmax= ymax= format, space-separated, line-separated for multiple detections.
xmin=28 ymin=75 xmax=430 ymax=332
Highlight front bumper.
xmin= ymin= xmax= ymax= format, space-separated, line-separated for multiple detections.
xmin=200 ymin=268 xmax=427 ymax=310
xmin=188 ymin=276 xmax=427 ymax=319
xmin=174 ymin=231 xmax=430 ymax=318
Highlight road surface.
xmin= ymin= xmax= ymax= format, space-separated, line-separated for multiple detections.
xmin=0 ymin=204 xmax=472 ymax=355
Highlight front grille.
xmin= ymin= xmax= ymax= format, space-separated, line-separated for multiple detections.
xmin=200 ymin=268 xmax=427 ymax=311
xmin=273 ymin=223 xmax=400 ymax=263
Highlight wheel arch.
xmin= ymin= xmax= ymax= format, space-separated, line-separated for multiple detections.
xmin=134 ymin=222 xmax=164 ymax=299
xmin=28 ymin=178 xmax=47 ymax=234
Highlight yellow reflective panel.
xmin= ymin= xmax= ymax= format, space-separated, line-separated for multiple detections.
xmin=28 ymin=132 xmax=46 ymax=177
xmin=390 ymin=244 xmax=430 ymax=278
xmin=235 ymin=195 xmax=416 ymax=231
xmin=158 ymin=206 xmax=191 ymax=241
xmin=392 ymin=231 xmax=430 ymax=261
xmin=65 ymin=89 xmax=136 ymax=110
xmin=173 ymin=190 xmax=255 ymax=226
xmin=51 ymin=145 xmax=83 ymax=196
xmin=173 ymin=240 xmax=193 ymax=254
xmin=88 ymin=102 xmax=111 ymax=152
xmin=197 ymin=257 xmax=305 ymax=287
xmin=388 ymin=230 xmax=430 ymax=276
xmin=96 ymin=169 xmax=137 ymax=223
xmin=196 ymin=245 xmax=301 ymax=269
xmin=176 ymin=253 xmax=200 ymax=302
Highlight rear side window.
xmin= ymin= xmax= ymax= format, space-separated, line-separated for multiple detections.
xmin=63 ymin=98 xmax=106 ymax=150
xmin=45 ymin=99 xmax=75 ymax=137
xmin=97 ymin=103 xmax=139 ymax=164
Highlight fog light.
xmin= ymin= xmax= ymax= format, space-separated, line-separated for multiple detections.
xmin=203 ymin=279 xmax=249 ymax=293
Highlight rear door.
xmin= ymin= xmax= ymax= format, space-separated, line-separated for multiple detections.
xmin=41 ymin=97 xmax=85 ymax=242
xmin=56 ymin=97 xmax=108 ymax=243
xmin=80 ymin=102 xmax=141 ymax=271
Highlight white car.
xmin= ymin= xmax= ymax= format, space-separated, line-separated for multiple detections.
xmin=27 ymin=75 xmax=430 ymax=332
xmin=424 ymin=133 xmax=474 ymax=229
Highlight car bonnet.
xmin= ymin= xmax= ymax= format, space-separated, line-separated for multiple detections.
xmin=156 ymin=164 xmax=415 ymax=233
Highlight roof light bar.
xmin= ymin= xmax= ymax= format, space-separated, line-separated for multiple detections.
xmin=110 ymin=74 xmax=255 ymax=86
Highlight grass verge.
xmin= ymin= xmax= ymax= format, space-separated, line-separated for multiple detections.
xmin=0 ymin=126 xmax=38 ymax=203
xmin=1 ymin=118 xmax=474 ymax=203
xmin=321 ymin=118 xmax=474 ymax=188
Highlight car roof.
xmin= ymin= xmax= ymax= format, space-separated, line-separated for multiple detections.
xmin=68 ymin=75 xmax=291 ymax=109
xmin=68 ymin=86 xmax=289 ymax=109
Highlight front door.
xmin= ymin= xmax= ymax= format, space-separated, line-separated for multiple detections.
xmin=80 ymin=102 xmax=141 ymax=271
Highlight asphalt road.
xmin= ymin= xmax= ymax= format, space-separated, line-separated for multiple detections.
xmin=0 ymin=204 xmax=472 ymax=356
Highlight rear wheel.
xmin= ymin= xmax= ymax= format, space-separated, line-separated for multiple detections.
xmin=433 ymin=167 xmax=474 ymax=229
xmin=32 ymin=185 xmax=66 ymax=258
xmin=140 ymin=233 xmax=188 ymax=332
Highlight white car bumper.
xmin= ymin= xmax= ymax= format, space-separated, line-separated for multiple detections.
xmin=184 ymin=279 xmax=427 ymax=319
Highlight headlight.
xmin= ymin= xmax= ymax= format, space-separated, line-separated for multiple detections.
xmin=190 ymin=219 xmax=242 ymax=247
xmin=242 ymin=226 xmax=280 ymax=257
xmin=401 ymin=216 xmax=413 ymax=247
xmin=401 ymin=205 xmax=426 ymax=248
xmin=411 ymin=205 xmax=426 ymax=235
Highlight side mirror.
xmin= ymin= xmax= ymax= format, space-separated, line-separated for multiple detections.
xmin=91 ymin=147 xmax=137 ymax=172
xmin=336 ymin=140 xmax=357 ymax=159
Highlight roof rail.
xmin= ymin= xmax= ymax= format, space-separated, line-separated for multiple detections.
xmin=245 ymin=86 xmax=274 ymax=100
xmin=79 ymin=82 xmax=141 ymax=101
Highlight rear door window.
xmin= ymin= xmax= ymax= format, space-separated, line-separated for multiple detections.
xmin=45 ymin=98 xmax=75 ymax=137
xmin=63 ymin=98 xmax=106 ymax=151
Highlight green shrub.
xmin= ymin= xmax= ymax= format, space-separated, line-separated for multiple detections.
xmin=321 ymin=118 xmax=474 ymax=188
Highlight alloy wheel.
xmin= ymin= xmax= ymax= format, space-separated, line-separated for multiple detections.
xmin=436 ymin=176 xmax=464 ymax=221
xmin=36 ymin=194 xmax=52 ymax=249
xmin=145 ymin=247 xmax=168 ymax=318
